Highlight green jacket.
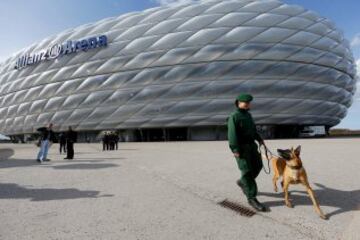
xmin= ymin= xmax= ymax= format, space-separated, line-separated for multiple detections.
xmin=227 ymin=108 xmax=263 ymax=153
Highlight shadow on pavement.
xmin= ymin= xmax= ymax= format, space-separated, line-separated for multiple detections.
xmin=50 ymin=163 xmax=119 ymax=170
xmin=0 ymin=148 xmax=15 ymax=160
xmin=259 ymin=183 xmax=360 ymax=219
xmin=99 ymin=149 xmax=139 ymax=151
xmin=73 ymin=157 xmax=126 ymax=160
xmin=0 ymin=158 xmax=39 ymax=168
xmin=0 ymin=183 xmax=114 ymax=201
xmin=0 ymin=158 xmax=121 ymax=169
xmin=75 ymin=149 xmax=138 ymax=153
xmin=0 ymin=158 xmax=120 ymax=170
xmin=62 ymin=159 xmax=105 ymax=163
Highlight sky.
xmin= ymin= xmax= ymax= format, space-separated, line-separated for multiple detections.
xmin=0 ymin=0 xmax=359 ymax=129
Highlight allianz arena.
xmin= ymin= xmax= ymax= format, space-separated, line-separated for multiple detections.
xmin=0 ymin=0 xmax=357 ymax=141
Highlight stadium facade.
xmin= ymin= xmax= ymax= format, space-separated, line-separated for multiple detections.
xmin=0 ymin=0 xmax=357 ymax=141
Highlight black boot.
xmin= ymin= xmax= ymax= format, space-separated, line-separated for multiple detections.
xmin=248 ymin=198 xmax=267 ymax=212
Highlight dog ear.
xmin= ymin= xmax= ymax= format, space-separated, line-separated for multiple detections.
xmin=294 ymin=145 xmax=301 ymax=157
xmin=277 ymin=149 xmax=291 ymax=160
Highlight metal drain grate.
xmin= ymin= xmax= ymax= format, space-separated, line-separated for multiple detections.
xmin=218 ymin=199 xmax=256 ymax=217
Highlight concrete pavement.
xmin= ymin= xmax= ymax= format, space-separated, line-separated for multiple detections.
xmin=0 ymin=139 xmax=359 ymax=239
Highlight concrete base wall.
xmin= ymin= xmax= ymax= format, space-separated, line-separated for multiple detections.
xmin=10 ymin=125 xmax=327 ymax=143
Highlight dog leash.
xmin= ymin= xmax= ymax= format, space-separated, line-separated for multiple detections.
xmin=258 ymin=144 xmax=276 ymax=175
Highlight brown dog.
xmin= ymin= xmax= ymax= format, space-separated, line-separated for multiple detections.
xmin=271 ymin=145 xmax=327 ymax=220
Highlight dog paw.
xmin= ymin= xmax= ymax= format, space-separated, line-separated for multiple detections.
xmin=274 ymin=188 xmax=278 ymax=192
xmin=320 ymin=214 xmax=328 ymax=220
xmin=285 ymin=202 xmax=293 ymax=208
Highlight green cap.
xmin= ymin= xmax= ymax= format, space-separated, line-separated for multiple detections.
xmin=236 ymin=93 xmax=253 ymax=102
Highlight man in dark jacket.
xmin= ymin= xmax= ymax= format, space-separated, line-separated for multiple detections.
xmin=227 ymin=93 xmax=266 ymax=212
xmin=36 ymin=123 xmax=56 ymax=163
xmin=64 ymin=126 xmax=77 ymax=160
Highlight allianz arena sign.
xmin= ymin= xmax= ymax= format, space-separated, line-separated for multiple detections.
xmin=14 ymin=35 xmax=108 ymax=70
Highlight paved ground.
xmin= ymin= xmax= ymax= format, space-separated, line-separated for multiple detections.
xmin=0 ymin=139 xmax=359 ymax=240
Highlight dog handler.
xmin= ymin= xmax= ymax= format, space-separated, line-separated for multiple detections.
xmin=227 ymin=93 xmax=267 ymax=212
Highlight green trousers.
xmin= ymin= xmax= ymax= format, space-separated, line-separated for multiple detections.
xmin=235 ymin=143 xmax=263 ymax=200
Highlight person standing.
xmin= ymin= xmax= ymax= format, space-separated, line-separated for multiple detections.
xmin=115 ymin=133 xmax=119 ymax=150
xmin=36 ymin=123 xmax=56 ymax=163
xmin=64 ymin=126 xmax=77 ymax=160
xmin=59 ymin=132 xmax=67 ymax=154
xmin=108 ymin=132 xmax=113 ymax=150
xmin=227 ymin=93 xmax=266 ymax=212
xmin=106 ymin=133 xmax=111 ymax=150
xmin=109 ymin=132 xmax=115 ymax=150
xmin=102 ymin=132 xmax=109 ymax=151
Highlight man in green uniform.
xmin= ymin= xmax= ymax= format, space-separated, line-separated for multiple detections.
xmin=227 ymin=93 xmax=267 ymax=212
